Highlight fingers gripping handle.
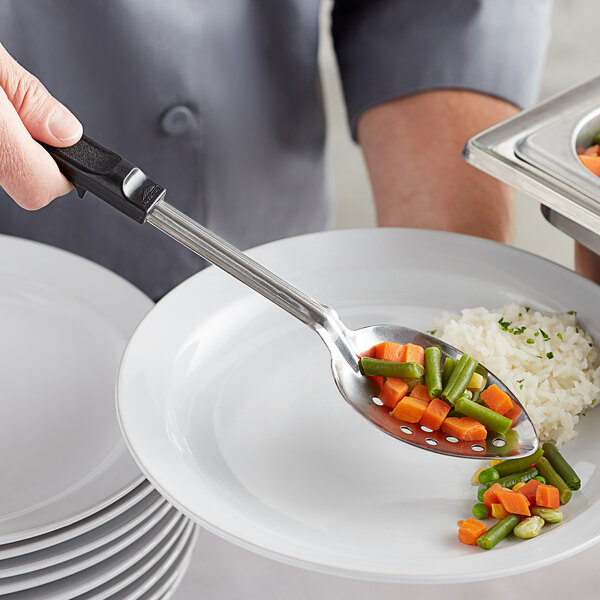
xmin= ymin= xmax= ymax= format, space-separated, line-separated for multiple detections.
xmin=43 ymin=136 xmax=165 ymax=223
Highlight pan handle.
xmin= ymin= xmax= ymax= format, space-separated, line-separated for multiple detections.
xmin=43 ymin=136 xmax=165 ymax=223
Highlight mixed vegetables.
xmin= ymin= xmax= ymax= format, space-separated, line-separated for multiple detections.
xmin=359 ymin=342 xmax=521 ymax=441
xmin=578 ymin=134 xmax=600 ymax=176
xmin=359 ymin=341 xmax=583 ymax=549
xmin=459 ymin=442 xmax=580 ymax=549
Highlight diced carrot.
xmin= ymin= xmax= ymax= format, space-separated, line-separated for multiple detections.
xmin=518 ymin=479 xmax=541 ymax=505
xmin=480 ymin=385 xmax=513 ymax=416
xmin=535 ymin=484 xmax=560 ymax=509
xmin=360 ymin=346 xmax=377 ymax=359
xmin=390 ymin=395 xmax=429 ymax=423
xmin=374 ymin=342 xmax=406 ymax=363
xmin=404 ymin=343 xmax=425 ymax=367
xmin=378 ymin=377 xmax=409 ymax=409
xmin=482 ymin=483 xmax=504 ymax=509
xmin=370 ymin=376 xmax=384 ymax=392
xmin=503 ymin=401 xmax=523 ymax=427
xmin=584 ymin=144 xmax=600 ymax=157
xmin=410 ymin=384 xmax=432 ymax=403
xmin=579 ymin=154 xmax=600 ymax=177
xmin=491 ymin=503 xmax=509 ymax=519
xmin=441 ymin=417 xmax=487 ymax=441
xmin=360 ymin=347 xmax=383 ymax=390
xmin=495 ymin=489 xmax=531 ymax=516
xmin=458 ymin=518 xmax=487 ymax=546
xmin=419 ymin=398 xmax=451 ymax=430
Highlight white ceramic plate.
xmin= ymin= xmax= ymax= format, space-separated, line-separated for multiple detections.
xmin=6 ymin=514 xmax=189 ymax=599
xmin=0 ymin=492 xmax=168 ymax=577
xmin=0 ymin=481 xmax=154 ymax=561
xmin=73 ymin=522 xmax=195 ymax=600
xmin=106 ymin=525 xmax=197 ymax=600
xmin=0 ymin=507 xmax=182 ymax=594
xmin=117 ymin=229 xmax=600 ymax=583
xmin=138 ymin=527 xmax=197 ymax=600
xmin=0 ymin=235 xmax=153 ymax=544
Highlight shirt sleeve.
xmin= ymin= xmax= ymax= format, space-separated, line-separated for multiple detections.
xmin=331 ymin=0 xmax=552 ymax=139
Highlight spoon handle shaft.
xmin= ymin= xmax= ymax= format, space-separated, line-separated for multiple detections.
xmin=148 ymin=201 xmax=360 ymax=369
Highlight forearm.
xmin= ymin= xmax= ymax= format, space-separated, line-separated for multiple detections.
xmin=357 ymin=89 xmax=518 ymax=243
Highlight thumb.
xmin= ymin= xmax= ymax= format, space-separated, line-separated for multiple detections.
xmin=0 ymin=43 xmax=82 ymax=147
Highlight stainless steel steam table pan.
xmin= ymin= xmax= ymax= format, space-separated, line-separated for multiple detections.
xmin=464 ymin=76 xmax=600 ymax=253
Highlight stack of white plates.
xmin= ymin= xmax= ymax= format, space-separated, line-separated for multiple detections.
xmin=0 ymin=236 xmax=196 ymax=599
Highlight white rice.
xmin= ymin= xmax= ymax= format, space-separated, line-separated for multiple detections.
xmin=433 ymin=303 xmax=600 ymax=447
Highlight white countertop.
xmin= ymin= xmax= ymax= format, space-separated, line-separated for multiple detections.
xmin=173 ymin=525 xmax=598 ymax=599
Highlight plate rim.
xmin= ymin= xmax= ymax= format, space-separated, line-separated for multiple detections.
xmin=0 ymin=491 xmax=169 ymax=577
xmin=0 ymin=481 xmax=154 ymax=560
xmin=0 ymin=512 xmax=189 ymax=596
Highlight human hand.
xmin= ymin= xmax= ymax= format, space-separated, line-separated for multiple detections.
xmin=0 ymin=42 xmax=82 ymax=210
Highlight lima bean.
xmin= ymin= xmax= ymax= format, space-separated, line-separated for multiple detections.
xmin=513 ymin=516 xmax=544 ymax=539
xmin=531 ymin=507 xmax=563 ymax=523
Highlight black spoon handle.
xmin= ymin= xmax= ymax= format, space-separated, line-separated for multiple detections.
xmin=43 ymin=135 xmax=165 ymax=223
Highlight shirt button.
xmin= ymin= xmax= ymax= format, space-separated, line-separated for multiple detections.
xmin=160 ymin=105 xmax=195 ymax=135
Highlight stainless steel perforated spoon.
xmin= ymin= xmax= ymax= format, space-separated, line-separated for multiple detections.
xmin=45 ymin=135 xmax=538 ymax=460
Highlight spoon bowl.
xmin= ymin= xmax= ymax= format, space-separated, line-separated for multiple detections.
xmin=333 ymin=324 xmax=538 ymax=459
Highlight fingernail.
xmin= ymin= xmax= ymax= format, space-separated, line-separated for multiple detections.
xmin=49 ymin=105 xmax=82 ymax=142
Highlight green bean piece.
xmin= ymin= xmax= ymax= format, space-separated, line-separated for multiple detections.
xmin=593 ymin=133 xmax=600 ymax=146
xmin=477 ymin=487 xmax=486 ymax=502
xmin=358 ymin=357 xmax=424 ymax=379
xmin=442 ymin=354 xmax=478 ymax=404
xmin=477 ymin=515 xmax=520 ymax=550
xmin=454 ymin=397 xmax=512 ymax=435
xmin=478 ymin=468 xmax=500 ymax=486
xmin=488 ymin=468 xmax=538 ymax=490
xmin=494 ymin=447 xmax=544 ymax=478
xmin=442 ymin=354 xmax=470 ymax=400
xmin=424 ymin=346 xmax=443 ymax=398
xmin=542 ymin=442 xmax=581 ymax=491
xmin=531 ymin=507 xmax=563 ymax=523
xmin=442 ymin=358 xmax=457 ymax=387
xmin=534 ymin=476 xmax=547 ymax=484
xmin=472 ymin=503 xmax=489 ymax=519
xmin=536 ymin=457 xmax=572 ymax=504
xmin=471 ymin=391 xmax=482 ymax=405
xmin=513 ymin=516 xmax=544 ymax=539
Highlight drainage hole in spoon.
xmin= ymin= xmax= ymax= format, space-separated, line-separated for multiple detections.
xmin=471 ymin=444 xmax=485 ymax=452
xmin=425 ymin=438 xmax=438 ymax=446
xmin=400 ymin=426 xmax=413 ymax=435
xmin=491 ymin=438 xmax=506 ymax=447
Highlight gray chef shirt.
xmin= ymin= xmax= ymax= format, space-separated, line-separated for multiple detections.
xmin=0 ymin=0 xmax=551 ymax=299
